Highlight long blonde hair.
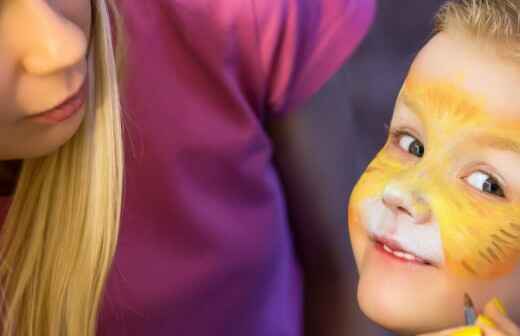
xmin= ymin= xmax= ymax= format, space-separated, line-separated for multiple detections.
xmin=0 ymin=0 xmax=124 ymax=335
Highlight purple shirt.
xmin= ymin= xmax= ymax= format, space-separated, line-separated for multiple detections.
xmin=1 ymin=0 xmax=374 ymax=334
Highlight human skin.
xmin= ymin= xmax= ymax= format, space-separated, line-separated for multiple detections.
xmin=349 ymin=32 xmax=520 ymax=335
xmin=0 ymin=0 xmax=91 ymax=160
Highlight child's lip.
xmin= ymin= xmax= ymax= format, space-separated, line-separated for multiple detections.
xmin=371 ymin=235 xmax=436 ymax=266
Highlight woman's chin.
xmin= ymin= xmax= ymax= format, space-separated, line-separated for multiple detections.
xmin=11 ymin=108 xmax=86 ymax=160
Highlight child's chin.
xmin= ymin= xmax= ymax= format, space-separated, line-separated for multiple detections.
xmin=356 ymin=263 xmax=463 ymax=335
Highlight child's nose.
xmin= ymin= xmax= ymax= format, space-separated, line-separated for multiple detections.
xmin=382 ymin=183 xmax=431 ymax=224
xmin=20 ymin=1 xmax=87 ymax=76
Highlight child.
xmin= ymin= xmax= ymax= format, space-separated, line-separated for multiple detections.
xmin=349 ymin=1 xmax=520 ymax=335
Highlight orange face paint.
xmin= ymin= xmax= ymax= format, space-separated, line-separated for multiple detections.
xmin=349 ymin=76 xmax=520 ymax=279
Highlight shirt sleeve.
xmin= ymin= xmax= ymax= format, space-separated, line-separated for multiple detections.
xmin=252 ymin=0 xmax=376 ymax=116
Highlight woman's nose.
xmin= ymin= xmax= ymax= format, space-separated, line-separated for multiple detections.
xmin=20 ymin=1 xmax=87 ymax=76
xmin=382 ymin=183 xmax=431 ymax=224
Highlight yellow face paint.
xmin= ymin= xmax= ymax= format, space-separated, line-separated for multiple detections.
xmin=349 ymin=76 xmax=520 ymax=279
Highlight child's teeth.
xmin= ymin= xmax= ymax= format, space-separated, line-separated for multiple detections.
xmin=401 ymin=253 xmax=415 ymax=261
xmin=382 ymin=243 xmax=422 ymax=262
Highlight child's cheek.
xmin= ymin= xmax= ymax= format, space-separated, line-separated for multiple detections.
xmin=348 ymin=146 xmax=408 ymax=231
xmin=425 ymin=170 xmax=520 ymax=279
xmin=348 ymin=145 xmax=520 ymax=280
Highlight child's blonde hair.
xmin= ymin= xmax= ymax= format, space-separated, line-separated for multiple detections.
xmin=0 ymin=0 xmax=124 ymax=335
xmin=436 ymin=0 xmax=520 ymax=57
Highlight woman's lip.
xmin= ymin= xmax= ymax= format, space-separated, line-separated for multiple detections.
xmin=372 ymin=236 xmax=435 ymax=266
xmin=29 ymin=81 xmax=87 ymax=123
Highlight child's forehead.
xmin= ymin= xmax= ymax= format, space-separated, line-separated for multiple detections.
xmin=406 ymin=33 xmax=520 ymax=122
xmin=400 ymin=78 xmax=520 ymax=132
xmin=394 ymin=81 xmax=520 ymax=164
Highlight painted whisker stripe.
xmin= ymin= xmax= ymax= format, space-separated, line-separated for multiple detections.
xmin=492 ymin=234 xmax=514 ymax=246
xmin=462 ymin=260 xmax=477 ymax=275
xmin=492 ymin=241 xmax=505 ymax=256
xmin=510 ymin=223 xmax=520 ymax=232
xmin=487 ymin=247 xmax=499 ymax=262
xmin=479 ymin=251 xmax=493 ymax=264
xmin=500 ymin=229 xmax=519 ymax=240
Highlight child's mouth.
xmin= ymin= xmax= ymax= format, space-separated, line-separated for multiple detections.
xmin=373 ymin=237 xmax=435 ymax=267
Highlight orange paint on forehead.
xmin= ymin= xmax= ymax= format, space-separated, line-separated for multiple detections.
xmin=400 ymin=76 xmax=489 ymax=125
xmin=400 ymin=75 xmax=520 ymax=132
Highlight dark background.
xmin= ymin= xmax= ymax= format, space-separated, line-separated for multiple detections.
xmin=340 ymin=0 xmax=443 ymax=188
xmin=287 ymin=1 xmax=445 ymax=334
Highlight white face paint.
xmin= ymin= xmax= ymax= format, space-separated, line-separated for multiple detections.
xmin=360 ymin=198 xmax=445 ymax=265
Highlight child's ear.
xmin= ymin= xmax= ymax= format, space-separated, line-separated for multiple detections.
xmin=0 ymin=160 xmax=22 ymax=196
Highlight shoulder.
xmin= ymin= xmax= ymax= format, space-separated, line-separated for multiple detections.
xmin=251 ymin=0 xmax=375 ymax=27
xmin=155 ymin=0 xmax=374 ymax=32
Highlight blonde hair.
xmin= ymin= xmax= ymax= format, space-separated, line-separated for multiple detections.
xmin=436 ymin=0 xmax=520 ymax=57
xmin=0 ymin=0 xmax=124 ymax=335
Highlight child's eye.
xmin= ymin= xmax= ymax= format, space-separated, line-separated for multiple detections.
xmin=398 ymin=133 xmax=424 ymax=158
xmin=465 ymin=171 xmax=505 ymax=198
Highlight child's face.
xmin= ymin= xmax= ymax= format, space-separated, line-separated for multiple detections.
xmin=349 ymin=32 xmax=520 ymax=334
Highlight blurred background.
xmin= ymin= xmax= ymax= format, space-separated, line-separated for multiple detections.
xmin=286 ymin=1 xmax=445 ymax=334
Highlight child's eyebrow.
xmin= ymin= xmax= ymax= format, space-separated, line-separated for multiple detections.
xmin=399 ymin=90 xmax=520 ymax=155
xmin=399 ymin=94 xmax=422 ymax=117
xmin=469 ymin=134 xmax=520 ymax=155
xmin=400 ymin=84 xmax=486 ymax=122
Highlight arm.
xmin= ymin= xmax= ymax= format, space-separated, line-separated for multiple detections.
xmin=267 ymin=62 xmax=385 ymax=336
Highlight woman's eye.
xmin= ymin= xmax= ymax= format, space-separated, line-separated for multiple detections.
xmin=465 ymin=171 xmax=505 ymax=198
xmin=398 ymin=134 xmax=424 ymax=158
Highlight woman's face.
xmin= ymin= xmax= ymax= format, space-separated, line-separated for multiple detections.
xmin=0 ymin=0 xmax=91 ymax=160
xmin=349 ymin=32 xmax=520 ymax=334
